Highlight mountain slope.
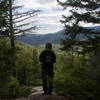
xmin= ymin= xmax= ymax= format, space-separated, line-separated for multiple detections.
xmin=16 ymin=26 xmax=100 ymax=46
xmin=16 ymin=30 xmax=65 ymax=46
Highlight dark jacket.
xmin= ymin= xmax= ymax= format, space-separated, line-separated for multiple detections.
xmin=39 ymin=50 xmax=56 ymax=69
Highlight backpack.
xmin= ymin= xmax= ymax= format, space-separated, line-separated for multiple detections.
xmin=45 ymin=55 xmax=52 ymax=63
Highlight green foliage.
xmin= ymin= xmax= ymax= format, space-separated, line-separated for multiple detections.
xmin=56 ymin=1 xmax=100 ymax=99
xmin=89 ymin=48 xmax=100 ymax=83
xmin=0 ymin=0 xmax=9 ymax=36
xmin=18 ymin=87 xmax=31 ymax=98
xmin=16 ymin=44 xmax=41 ymax=85
xmin=0 ymin=76 xmax=19 ymax=98
xmin=57 ymin=0 xmax=100 ymax=54
xmin=54 ymin=53 xmax=100 ymax=100
xmin=0 ymin=38 xmax=12 ymax=84
xmin=5 ymin=76 xmax=20 ymax=98
xmin=0 ymin=38 xmax=20 ymax=98
xmin=1 ymin=37 xmax=100 ymax=100
xmin=0 ymin=38 xmax=41 ymax=99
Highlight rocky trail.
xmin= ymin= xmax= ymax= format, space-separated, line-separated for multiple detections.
xmin=14 ymin=86 xmax=69 ymax=100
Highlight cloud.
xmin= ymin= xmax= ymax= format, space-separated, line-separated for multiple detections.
xmin=37 ymin=0 xmax=54 ymax=4
xmin=18 ymin=0 xmax=62 ymax=10
xmin=36 ymin=24 xmax=64 ymax=34
xmin=17 ymin=0 xmax=65 ymax=34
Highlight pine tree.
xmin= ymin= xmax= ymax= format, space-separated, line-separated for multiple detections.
xmin=57 ymin=0 xmax=100 ymax=54
xmin=8 ymin=0 xmax=39 ymax=48
xmin=0 ymin=0 xmax=9 ymax=36
xmin=0 ymin=0 xmax=39 ymax=77
xmin=0 ymin=0 xmax=39 ymax=48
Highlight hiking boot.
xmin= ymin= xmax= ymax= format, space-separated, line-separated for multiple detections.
xmin=47 ymin=91 xmax=52 ymax=95
xmin=42 ymin=91 xmax=48 ymax=96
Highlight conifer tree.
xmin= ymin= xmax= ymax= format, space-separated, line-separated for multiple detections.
xmin=0 ymin=0 xmax=9 ymax=36
xmin=57 ymin=0 xmax=100 ymax=54
xmin=0 ymin=0 xmax=39 ymax=77
xmin=8 ymin=0 xmax=39 ymax=48
xmin=0 ymin=0 xmax=39 ymax=48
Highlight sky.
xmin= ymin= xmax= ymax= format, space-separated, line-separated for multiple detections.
xmin=17 ymin=0 xmax=66 ymax=34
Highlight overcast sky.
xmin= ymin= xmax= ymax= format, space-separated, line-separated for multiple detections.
xmin=17 ymin=0 xmax=66 ymax=34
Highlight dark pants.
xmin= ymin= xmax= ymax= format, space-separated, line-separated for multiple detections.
xmin=42 ymin=68 xmax=54 ymax=93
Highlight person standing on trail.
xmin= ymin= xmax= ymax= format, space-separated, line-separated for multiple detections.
xmin=39 ymin=42 xmax=56 ymax=95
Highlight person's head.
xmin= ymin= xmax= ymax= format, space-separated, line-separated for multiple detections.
xmin=45 ymin=42 xmax=52 ymax=50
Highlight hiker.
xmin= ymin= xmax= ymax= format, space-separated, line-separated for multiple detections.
xmin=39 ymin=42 xmax=56 ymax=95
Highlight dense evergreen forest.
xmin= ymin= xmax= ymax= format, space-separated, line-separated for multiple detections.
xmin=0 ymin=0 xmax=100 ymax=100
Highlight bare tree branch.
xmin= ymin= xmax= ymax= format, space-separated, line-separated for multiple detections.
xmin=14 ymin=14 xmax=37 ymax=23
xmin=15 ymin=21 xmax=37 ymax=28
xmin=12 ymin=5 xmax=24 ymax=10
xmin=13 ymin=13 xmax=37 ymax=21
xmin=15 ymin=26 xmax=37 ymax=34
xmin=13 ymin=10 xmax=40 ymax=16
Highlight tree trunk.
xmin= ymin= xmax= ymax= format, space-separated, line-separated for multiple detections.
xmin=9 ymin=0 xmax=15 ymax=48
xmin=11 ymin=36 xmax=15 ymax=48
xmin=9 ymin=0 xmax=16 ymax=78
xmin=71 ymin=47 xmax=74 ymax=67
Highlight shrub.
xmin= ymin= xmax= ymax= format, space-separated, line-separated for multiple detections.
xmin=54 ymin=53 xmax=100 ymax=100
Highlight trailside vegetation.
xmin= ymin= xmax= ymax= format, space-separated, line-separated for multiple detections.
xmin=57 ymin=0 xmax=100 ymax=54
xmin=0 ymin=38 xmax=41 ymax=99
xmin=54 ymin=0 xmax=100 ymax=100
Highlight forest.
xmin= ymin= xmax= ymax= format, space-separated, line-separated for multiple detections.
xmin=0 ymin=0 xmax=100 ymax=100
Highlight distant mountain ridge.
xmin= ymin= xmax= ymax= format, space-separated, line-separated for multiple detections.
xmin=16 ymin=30 xmax=65 ymax=46
xmin=16 ymin=26 xmax=100 ymax=46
